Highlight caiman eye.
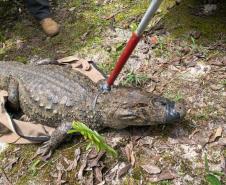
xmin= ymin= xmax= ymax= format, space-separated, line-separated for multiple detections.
xmin=134 ymin=103 xmax=148 ymax=107
xmin=152 ymin=98 xmax=167 ymax=107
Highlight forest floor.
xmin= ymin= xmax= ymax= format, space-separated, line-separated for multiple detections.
xmin=0 ymin=0 xmax=226 ymax=184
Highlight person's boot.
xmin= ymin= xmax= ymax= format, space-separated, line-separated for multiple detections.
xmin=40 ymin=18 xmax=60 ymax=37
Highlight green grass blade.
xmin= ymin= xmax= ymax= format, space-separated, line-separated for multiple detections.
xmin=205 ymin=153 xmax=209 ymax=173
xmin=205 ymin=174 xmax=221 ymax=185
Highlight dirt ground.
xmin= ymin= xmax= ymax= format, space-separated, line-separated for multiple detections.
xmin=0 ymin=0 xmax=226 ymax=184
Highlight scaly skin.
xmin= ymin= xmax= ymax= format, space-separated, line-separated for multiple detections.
xmin=0 ymin=61 xmax=186 ymax=159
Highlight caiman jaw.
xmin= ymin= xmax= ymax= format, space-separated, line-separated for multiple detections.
xmin=165 ymin=101 xmax=182 ymax=123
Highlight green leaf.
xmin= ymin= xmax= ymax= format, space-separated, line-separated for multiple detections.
xmin=96 ymin=145 xmax=100 ymax=152
xmin=29 ymin=159 xmax=41 ymax=176
xmin=68 ymin=121 xmax=118 ymax=158
xmin=205 ymin=174 xmax=221 ymax=185
xmin=205 ymin=153 xmax=209 ymax=173
xmin=86 ymin=142 xmax=92 ymax=151
xmin=93 ymin=134 xmax=101 ymax=143
xmin=130 ymin=23 xmax=138 ymax=32
xmin=116 ymin=42 xmax=125 ymax=52
xmin=209 ymin=171 xmax=224 ymax=177
xmin=67 ymin=130 xmax=76 ymax=134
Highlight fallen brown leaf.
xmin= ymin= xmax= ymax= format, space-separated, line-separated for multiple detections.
xmin=88 ymin=151 xmax=105 ymax=168
xmin=104 ymin=163 xmax=119 ymax=182
xmin=56 ymin=170 xmax=63 ymax=185
xmin=88 ymin=149 xmax=98 ymax=160
xmin=50 ymin=171 xmax=58 ymax=178
xmin=188 ymin=129 xmax=200 ymax=139
xmin=12 ymin=147 xmax=21 ymax=153
xmin=56 ymin=162 xmax=66 ymax=185
xmin=94 ymin=167 xmax=103 ymax=183
xmin=78 ymin=154 xmax=88 ymax=180
xmin=210 ymin=84 xmax=223 ymax=91
xmin=4 ymin=157 xmax=19 ymax=171
xmin=125 ymin=142 xmax=136 ymax=166
xmin=208 ymin=127 xmax=223 ymax=143
xmin=210 ymin=60 xmax=224 ymax=66
xmin=66 ymin=148 xmax=81 ymax=171
xmin=150 ymin=36 xmax=158 ymax=45
xmin=56 ymin=162 xmax=65 ymax=171
xmin=146 ymin=83 xmax=156 ymax=93
xmin=141 ymin=164 xmax=161 ymax=175
xmin=57 ymin=55 xmax=79 ymax=64
xmin=148 ymin=169 xmax=177 ymax=182
xmin=138 ymin=136 xmax=154 ymax=147
xmin=117 ymin=163 xmax=131 ymax=178
xmin=218 ymin=138 xmax=226 ymax=146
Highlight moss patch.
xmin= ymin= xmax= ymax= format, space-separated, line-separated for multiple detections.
xmin=162 ymin=0 xmax=226 ymax=44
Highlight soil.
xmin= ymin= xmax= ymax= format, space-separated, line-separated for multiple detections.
xmin=0 ymin=0 xmax=225 ymax=184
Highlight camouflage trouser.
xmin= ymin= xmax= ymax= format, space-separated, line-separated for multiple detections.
xmin=25 ymin=0 xmax=50 ymax=21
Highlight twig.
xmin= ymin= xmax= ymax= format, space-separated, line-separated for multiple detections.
xmin=38 ymin=157 xmax=60 ymax=170
xmin=0 ymin=167 xmax=12 ymax=185
xmin=102 ymin=5 xmax=128 ymax=20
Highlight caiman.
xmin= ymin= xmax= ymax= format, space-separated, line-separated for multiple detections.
xmin=0 ymin=61 xmax=186 ymax=158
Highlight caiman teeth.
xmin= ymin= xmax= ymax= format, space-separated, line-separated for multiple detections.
xmin=60 ymin=96 xmax=68 ymax=105
xmin=34 ymin=96 xmax=40 ymax=102
xmin=65 ymin=99 xmax=74 ymax=107
xmin=45 ymin=104 xmax=52 ymax=110
xmin=39 ymin=103 xmax=44 ymax=107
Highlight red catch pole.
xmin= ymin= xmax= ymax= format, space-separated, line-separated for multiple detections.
xmin=107 ymin=33 xmax=141 ymax=87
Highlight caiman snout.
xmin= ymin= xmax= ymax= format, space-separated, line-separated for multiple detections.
xmin=165 ymin=101 xmax=186 ymax=123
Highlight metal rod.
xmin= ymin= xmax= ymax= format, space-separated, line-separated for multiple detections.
xmin=136 ymin=0 xmax=163 ymax=36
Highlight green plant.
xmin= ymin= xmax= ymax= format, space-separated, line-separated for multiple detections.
xmin=204 ymin=154 xmax=223 ymax=185
xmin=130 ymin=22 xmax=138 ymax=32
xmin=97 ymin=62 xmax=115 ymax=74
xmin=164 ymin=91 xmax=183 ymax=102
xmin=68 ymin=121 xmax=117 ymax=158
xmin=116 ymin=42 xmax=126 ymax=52
xmin=221 ymin=80 xmax=226 ymax=86
xmin=29 ymin=159 xmax=41 ymax=176
xmin=121 ymin=71 xmax=149 ymax=87
xmin=190 ymin=36 xmax=197 ymax=50
xmin=97 ymin=41 xmax=126 ymax=74
xmin=148 ymin=180 xmax=172 ymax=185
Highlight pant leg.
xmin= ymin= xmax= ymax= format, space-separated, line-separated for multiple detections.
xmin=25 ymin=0 xmax=50 ymax=21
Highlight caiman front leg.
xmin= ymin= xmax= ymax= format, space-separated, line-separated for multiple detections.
xmin=0 ymin=76 xmax=19 ymax=110
xmin=37 ymin=122 xmax=72 ymax=160
xmin=7 ymin=78 xmax=20 ymax=110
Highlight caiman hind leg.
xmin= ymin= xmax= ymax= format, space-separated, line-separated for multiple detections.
xmin=36 ymin=122 xmax=72 ymax=160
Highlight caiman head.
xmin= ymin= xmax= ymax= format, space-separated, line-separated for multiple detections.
xmin=100 ymin=88 xmax=186 ymax=129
